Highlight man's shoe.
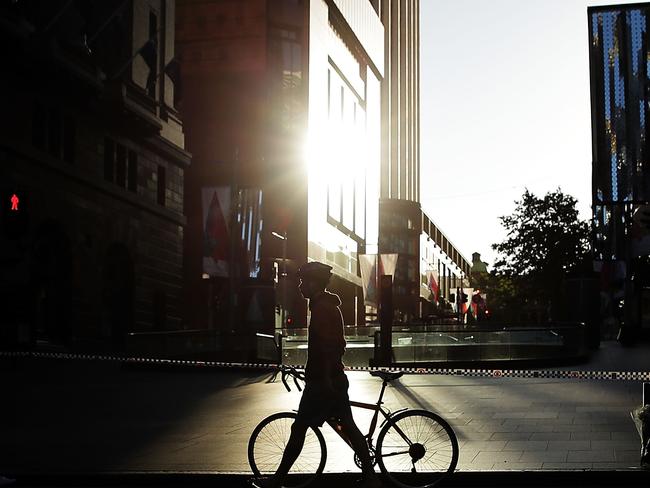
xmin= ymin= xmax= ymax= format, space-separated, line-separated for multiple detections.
xmin=248 ymin=477 xmax=282 ymax=488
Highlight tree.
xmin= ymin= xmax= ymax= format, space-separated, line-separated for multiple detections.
xmin=491 ymin=188 xmax=591 ymax=322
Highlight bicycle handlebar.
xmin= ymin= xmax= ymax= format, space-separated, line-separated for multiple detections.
xmin=279 ymin=365 xmax=305 ymax=392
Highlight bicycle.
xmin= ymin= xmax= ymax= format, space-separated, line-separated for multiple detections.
xmin=248 ymin=365 xmax=459 ymax=488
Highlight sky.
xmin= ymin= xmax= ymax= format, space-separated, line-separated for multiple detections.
xmin=419 ymin=0 xmax=641 ymax=269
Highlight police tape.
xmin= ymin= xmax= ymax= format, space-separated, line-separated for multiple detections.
xmin=2 ymin=350 xmax=649 ymax=381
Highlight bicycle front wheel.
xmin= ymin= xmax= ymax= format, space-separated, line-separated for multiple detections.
xmin=376 ymin=410 xmax=458 ymax=488
xmin=248 ymin=412 xmax=327 ymax=488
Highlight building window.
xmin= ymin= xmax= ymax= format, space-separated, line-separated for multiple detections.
xmin=32 ymin=103 xmax=75 ymax=164
xmin=326 ymin=65 xmax=367 ymax=243
xmin=157 ymin=165 xmax=166 ymax=206
xmin=104 ymin=138 xmax=115 ymax=183
xmin=115 ymin=144 xmax=127 ymax=188
xmin=105 ymin=138 xmax=138 ymax=193
xmin=268 ymin=27 xmax=303 ymax=134
xmin=128 ymin=150 xmax=138 ymax=193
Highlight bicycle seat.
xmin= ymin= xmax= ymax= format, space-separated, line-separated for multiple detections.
xmin=369 ymin=370 xmax=403 ymax=382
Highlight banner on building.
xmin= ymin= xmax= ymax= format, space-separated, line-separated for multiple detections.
xmin=360 ymin=253 xmax=400 ymax=307
xmin=202 ymin=187 xmax=230 ymax=278
xmin=470 ymin=290 xmax=487 ymax=320
xmin=426 ymin=269 xmax=439 ymax=302
xmin=379 ymin=253 xmax=398 ymax=277
xmin=360 ymin=254 xmax=378 ymax=306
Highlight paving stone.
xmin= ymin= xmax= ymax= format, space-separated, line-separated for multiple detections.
xmin=591 ymin=423 xmax=635 ymax=432
xmin=571 ymin=431 xmax=610 ymax=440
xmin=591 ymin=440 xmax=640 ymax=449
xmin=551 ymin=424 xmax=592 ymax=432
xmin=461 ymin=440 xmax=507 ymax=451
xmin=502 ymin=418 xmax=538 ymax=426
xmin=494 ymin=462 xmax=543 ymax=470
xmin=490 ymin=432 xmax=531 ymax=441
xmin=614 ymin=449 xmax=642 ymax=462
xmin=473 ymin=451 xmax=523 ymax=464
xmin=455 ymin=431 xmax=493 ymax=441
xmin=592 ymin=462 xmax=640 ymax=469
xmin=567 ymin=449 xmax=615 ymax=462
xmin=457 ymin=449 xmax=479 ymax=464
xmin=576 ymin=406 xmax=631 ymax=412
xmin=492 ymin=412 xmax=526 ymax=419
xmin=611 ymin=429 xmax=639 ymax=438
xmin=541 ymin=462 xmax=593 ymax=470
xmin=524 ymin=411 xmax=559 ymax=419
xmin=519 ymin=450 xmax=568 ymax=462
xmin=529 ymin=432 xmax=571 ymax=441
xmin=503 ymin=441 xmax=548 ymax=451
xmin=547 ymin=440 xmax=590 ymax=450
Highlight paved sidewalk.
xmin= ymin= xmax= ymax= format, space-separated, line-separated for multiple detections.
xmin=7 ymin=471 xmax=650 ymax=487
xmin=1 ymin=340 xmax=648 ymax=475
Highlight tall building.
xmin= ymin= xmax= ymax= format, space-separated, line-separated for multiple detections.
xmin=376 ymin=0 xmax=469 ymax=321
xmin=588 ymin=3 xmax=650 ymax=339
xmin=177 ymin=0 xmax=384 ymax=337
xmin=0 ymin=0 xmax=188 ymax=351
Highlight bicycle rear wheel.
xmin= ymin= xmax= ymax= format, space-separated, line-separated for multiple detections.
xmin=376 ymin=410 xmax=458 ymax=488
xmin=248 ymin=411 xmax=327 ymax=488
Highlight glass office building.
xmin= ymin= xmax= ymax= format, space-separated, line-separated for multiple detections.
xmin=589 ymin=4 xmax=650 ymax=259
xmin=178 ymin=0 xmax=384 ymax=330
xmin=589 ymin=3 xmax=650 ymax=340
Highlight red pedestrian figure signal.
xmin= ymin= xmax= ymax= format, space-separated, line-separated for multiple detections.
xmin=10 ymin=193 xmax=19 ymax=211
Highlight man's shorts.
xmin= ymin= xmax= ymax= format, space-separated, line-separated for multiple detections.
xmin=295 ymin=374 xmax=353 ymax=428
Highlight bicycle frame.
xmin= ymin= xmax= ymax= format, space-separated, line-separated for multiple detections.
xmin=325 ymin=378 xmax=410 ymax=453
xmin=279 ymin=366 xmax=415 ymax=454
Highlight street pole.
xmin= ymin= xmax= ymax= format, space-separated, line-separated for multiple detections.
xmin=282 ymin=230 xmax=287 ymax=328
xmin=379 ymin=274 xmax=393 ymax=366
xmin=272 ymin=230 xmax=288 ymax=329
xmin=228 ymin=147 xmax=239 ymax=334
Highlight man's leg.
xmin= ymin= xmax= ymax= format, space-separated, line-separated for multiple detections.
xmin=338 ymin=416 xmax=382 ymax=486
xmin=260 ymin=420 xmax=309 ymax=488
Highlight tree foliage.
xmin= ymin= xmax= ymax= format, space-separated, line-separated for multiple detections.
xmin=488 ymin=189 xmax=591 ymax=322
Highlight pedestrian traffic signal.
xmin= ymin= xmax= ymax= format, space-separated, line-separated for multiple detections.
xmin=1 ymin=189 xmax=29 ymax=240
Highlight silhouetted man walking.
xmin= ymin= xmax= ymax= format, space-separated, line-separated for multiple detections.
xmin=250 ymin=261 xmax=383 ymax=488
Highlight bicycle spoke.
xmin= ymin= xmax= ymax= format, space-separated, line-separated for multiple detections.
xmin=250 ymin=413 xmax=325 ymax=484
xmin=378 ymin=411 xmax=458 ymax=488
xmin=380 ymin=449 xmax=411 ymax=458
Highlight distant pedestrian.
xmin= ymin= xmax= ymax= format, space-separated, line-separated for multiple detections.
xmin=249 ymin=261 xmax=384 ymax=488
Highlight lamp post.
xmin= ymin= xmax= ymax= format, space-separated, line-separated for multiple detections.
xmin=272 ymin=231 xmax=287 ymax=328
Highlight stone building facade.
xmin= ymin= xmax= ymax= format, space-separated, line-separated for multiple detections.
xmin=0 ymin=0 xmax=189 ymax=352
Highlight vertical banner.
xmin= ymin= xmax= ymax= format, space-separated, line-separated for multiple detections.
xmin=360 ymin=253 xmax=400 ymax=307
xmin=202 ymin=187 xmax=230 ymax=278
xmin=426 ymin=269 xmax=439 ymax=302
xmin=360 ymin=254 xmax=378 ymax=307
xmin=379 ymin=253 xmax=398 ymax=277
